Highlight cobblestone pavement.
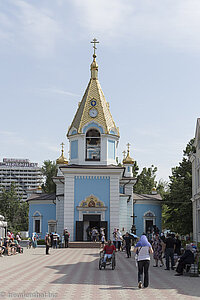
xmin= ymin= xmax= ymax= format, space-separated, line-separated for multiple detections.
xmin=0 ymin=247 xmax=199 ymax=300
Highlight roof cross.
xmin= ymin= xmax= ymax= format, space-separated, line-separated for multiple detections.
xmin=61 ymin=142 xmax=64 ymax=155
xmin=91 ymin=38 xmax=99 ymax=56
xmin=122 ymin=150 xmax=126 ymax=159
xmin=127 ymin=143 xmax=131 ymax=153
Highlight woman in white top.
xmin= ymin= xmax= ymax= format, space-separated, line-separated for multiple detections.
xmin=134 ymin=235 xmax=153 ymax=289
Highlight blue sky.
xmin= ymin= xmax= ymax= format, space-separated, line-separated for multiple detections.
xmin=0 ymin=0 xmax=200 ymax=182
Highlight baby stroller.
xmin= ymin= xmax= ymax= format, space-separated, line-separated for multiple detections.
xmin=99 ymin=251 xmax=116 ymax=270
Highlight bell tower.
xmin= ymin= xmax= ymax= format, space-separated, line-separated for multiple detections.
xmin=67 ymin=39 xmax=120 ymax=165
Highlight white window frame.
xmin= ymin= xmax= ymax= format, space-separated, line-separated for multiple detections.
xmin=32 ymin=211 xmax=42 ymax=233
xmin=48 ymin=219 xmax=57 ymax=233
xmin=143 ymin=210 xmax=156 ymax=233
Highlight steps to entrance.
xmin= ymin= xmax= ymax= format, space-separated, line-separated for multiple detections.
xmin=69 ymin=242 xmax=101 ymax=248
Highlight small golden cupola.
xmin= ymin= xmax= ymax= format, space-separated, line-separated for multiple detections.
xmin=123 ymin=143 xmax=134 ymax=165
xmin=123 ymin=143 xmax=134 ymax=177
xmin=152 ymin=187 xmax=157 ymax=195
xmin=56 ymin=143 xmax=68 ymax=165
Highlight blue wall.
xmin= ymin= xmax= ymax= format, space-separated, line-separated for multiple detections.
xmin=71 ymin=140 xmax=78 ymax=159
xmin=74 ymin=176 xmax=110 ymax=240
xmin=120 ymin=185 xmax=124 ymax=194
xmin=108 ymin=140 xmax=115 ymax=159
xmin=29 ymin=203 xmax=56 ymax=239
xmin=134 ymin=203 xmax=162 ymax=237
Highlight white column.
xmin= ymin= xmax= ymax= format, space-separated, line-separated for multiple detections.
xmin=110 ymin=176 xmax=120 ymax=239
xmin=56 ymin=182 xmax=64 ymax=237
xmin=64 ymin=175 xmax=75 ymax=241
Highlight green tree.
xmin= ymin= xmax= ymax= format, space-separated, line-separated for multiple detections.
xmin=162 ymin=138 xmax=194 ymax=235
xmin=157 ymin=179 xmax=169 ymax=198
xmin=41 ymin=160 xmax=57 ymax=194
xmin=0 ymin=183 xmax=29 ymax=231
xmin=132 ymin=161 xmax=139 ymax=178
xmin=134 ymin=165 xmax=157 ymax=194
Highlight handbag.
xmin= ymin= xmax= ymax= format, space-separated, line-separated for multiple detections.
xmin=135 ymin=247 xmax=142 ymax=267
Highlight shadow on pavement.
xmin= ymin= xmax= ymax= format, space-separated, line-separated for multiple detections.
xmin=45 ymin=252 xmax=200 ymax=298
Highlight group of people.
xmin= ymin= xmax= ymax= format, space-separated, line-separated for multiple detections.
xmin=0 ymin=232 xmax=23 ymax=256
xmin=151 ymin=232 xmax=196 ymax=275
xmin=135 ymin=232 xmax=197 ymax=288
xmin=86 ymin=227 xmax=106 ymax=243
xmin=101 ymin=230 xmax=197 ymax=289
xmin=45 ymin=229 xmax=70 ymax=255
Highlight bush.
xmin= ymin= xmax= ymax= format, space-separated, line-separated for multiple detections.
xmin=37 ymin=239 xmax=45 ymax=245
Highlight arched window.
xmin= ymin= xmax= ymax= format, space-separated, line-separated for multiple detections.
xmin=85 ymin=129 xmax=100 ymax=161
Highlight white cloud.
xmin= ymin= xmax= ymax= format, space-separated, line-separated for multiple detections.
xmin=71 ymin=0 xmax=200 ymax=52
xmin=71 ymin=0 xmax=133 ymax=38
xmin=1 ymin=0 xmax=200 ymax=54
xmin=39 ymin=87 xmax=81 ymax=98
xmin=0 ymin=0 xmax=61 ymax=56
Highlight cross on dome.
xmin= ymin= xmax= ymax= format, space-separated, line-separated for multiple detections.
xmin=122 ymin=150 xmax=126 ymax=159
xmin=61 ymin=142 xmax=64 ymax=154
xmin=91 ymin=38 xmax=99 ymax=57
xmin=123 ymin=142 xmax=134 ymax=165
xmin=56 ymin=142 xmax=68 ymax=165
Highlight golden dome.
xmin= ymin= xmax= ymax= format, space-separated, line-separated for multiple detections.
xmin=56 ymin=143 xmax=68 ymax=165
xmin=123 ymin=143 xmax=134 ymax=165
xmin=152 ymin=187 xmax=157 ymax=191
xmin=123 ymin=153 xmax=134 ymax=165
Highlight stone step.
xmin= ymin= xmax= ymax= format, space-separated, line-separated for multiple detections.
xmin=69 ymin=242 xmax=101 ymax=248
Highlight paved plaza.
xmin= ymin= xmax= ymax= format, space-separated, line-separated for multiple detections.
xmin=0 ymin=247 xmax=199 ymax=300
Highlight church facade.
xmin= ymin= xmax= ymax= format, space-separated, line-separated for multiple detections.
xmin=27 ymin=42 xmax=162 ymax=241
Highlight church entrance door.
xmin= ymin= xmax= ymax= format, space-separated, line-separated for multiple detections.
xmin=145 ymin=219 xmax=153 ymax=240
xmin=76 ymin=215 xmax=107 ymax=241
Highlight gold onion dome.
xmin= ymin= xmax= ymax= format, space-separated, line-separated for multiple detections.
xmin=123 ymin=143 xmax=134 ymax=165
xmin=123 ymin=152 xmax=134 ymax=165
xmin=56 ymin=143 xmax=68 ymax=165
xmin=152 ymin=187 xmax=157 ymax=191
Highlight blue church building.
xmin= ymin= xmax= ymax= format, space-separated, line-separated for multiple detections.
xmin=27 ymin=41 xmax=162 ymax=241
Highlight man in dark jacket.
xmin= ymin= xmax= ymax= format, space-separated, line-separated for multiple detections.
xmin=63 ymin=229 xmax=70 ymax=248
xmin=175 ymin=244 xmax=195 ymax=276
xmin=45 ymin=234 xmax=51 ymax=255
xmin=164 ymin=233 xmax=176 ymax=270
xmin=123 ymin=232 xmax=133 ymax=258
xmin=174 ymin=235 xmax=182 ymax=256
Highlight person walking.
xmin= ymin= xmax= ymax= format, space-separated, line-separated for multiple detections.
xmin=123 ymin=232 xmax=133 ymax=258
xmin=134 ymin=235 xmax=153 ymax=289
xmin=152 ymin=234 xmax=164 ymax=267
xmin=45 ymin=234 xmax=51 ymax=255
xmin=53 ymin=232 xmax=59 ymax=249
xmin=116 ymin=229 xmax=122 ymax=251
xmin=164 ymin=233 xmax=176 ymax=270
xmin=63 ymin=229 xmax=70 ymax=248
xmin=91 ymin=228 xmax=98 ymax=242
xmin=112 ymin=228 xmax=117 ymax=249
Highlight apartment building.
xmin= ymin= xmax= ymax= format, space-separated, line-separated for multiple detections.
xmin=0 ymin=158 xmax=43 ymax=200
